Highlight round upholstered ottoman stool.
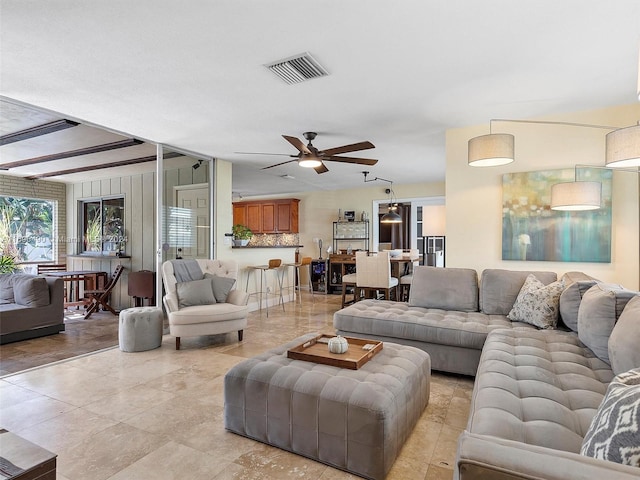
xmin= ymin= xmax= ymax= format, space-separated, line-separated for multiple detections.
xmin=119 ymin=307 xmax=164 ymax=352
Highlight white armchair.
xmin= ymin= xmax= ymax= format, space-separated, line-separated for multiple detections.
xmin=161 ymin=259 xmax=249 ymax=350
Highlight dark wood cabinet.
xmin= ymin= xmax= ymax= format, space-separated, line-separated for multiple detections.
xmin=233 ymin=198 xmax=299 ymax=233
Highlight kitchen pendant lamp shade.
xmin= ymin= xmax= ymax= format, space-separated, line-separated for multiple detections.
xmin=550 ymin=181 xmax=601 ymax=211
xmin=468 ymin=133 xmax=515 ymax=167
xmin=380 ymin=207 xmax=402 ymax=223
xmin=605 ymin=124 xmax=640 ymax=168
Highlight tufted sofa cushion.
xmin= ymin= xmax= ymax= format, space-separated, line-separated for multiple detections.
xmin=467 ymin=329 xmax=614 ymax=454
xmin=334 ymin=299 xmax=537 ymax=351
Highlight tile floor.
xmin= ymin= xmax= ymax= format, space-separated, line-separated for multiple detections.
xmin=0 ymin=294 xmax=474 ymax=480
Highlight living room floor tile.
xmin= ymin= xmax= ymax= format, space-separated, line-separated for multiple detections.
xmin=2 ymin=293 xmax=472 ymax=480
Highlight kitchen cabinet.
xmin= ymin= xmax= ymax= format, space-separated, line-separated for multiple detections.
xmin=233 ymin=198 xmax=299 ymax=233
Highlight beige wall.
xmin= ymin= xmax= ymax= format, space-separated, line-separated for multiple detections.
xmin=446 ymin=103 xmax=640 ymax=289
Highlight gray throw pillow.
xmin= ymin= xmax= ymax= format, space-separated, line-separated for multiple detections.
xmin=176 ymin=278 xmax=216 ymax=308
xmin=204 ymin=273 xmax=236 ymax=303
xmin=581 ymin=368 xmax=640 ymax=467
xmin=12 ymin=275 xmax=50 ymax=307
xmin=608 ymin=295 xmax=640 ymax=376
xmin=578 ymin=283 xmax=637 ymax=365
xmin=0 ymin=274 xmax=15 ymax=304
xmin=480 ymin=269 xmax=557 ymax=315
xmin=408 ymin=266 xmax=478 ymax=312
xmin=507 ymin=274 xmax=565 ymax=329
xmin=559 ymin=280 xmax=598 ymax=332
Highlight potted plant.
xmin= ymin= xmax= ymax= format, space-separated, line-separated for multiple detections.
xmin=232 ymin=224 xmax=253 ymax=247
xmin=0 ymin=253 xmax=20 ymax=273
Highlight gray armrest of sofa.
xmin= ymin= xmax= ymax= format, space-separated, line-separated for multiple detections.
xmin=456 ymin=432 xmax=640 ymax=480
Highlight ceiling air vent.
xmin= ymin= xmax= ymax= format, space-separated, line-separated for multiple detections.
xmin=265 ymin=52 xmax=329 ymax=85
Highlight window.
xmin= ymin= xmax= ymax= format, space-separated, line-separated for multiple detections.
xmin=0 ymin=196 xmax=55 ymax=263
xmin=80 ymin=197 xmax=125 ymax=254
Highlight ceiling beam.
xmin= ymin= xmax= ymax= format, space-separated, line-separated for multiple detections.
xmin=0 ymin=138 xmax=144 ymax=169
xmin=25 ymin=152 xmax=184 ymax=179
xmin=0 ymin=119 xmax=79 ymax=146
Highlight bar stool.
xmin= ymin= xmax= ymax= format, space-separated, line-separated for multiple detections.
xmin=245 ymin=259 xmax=285 ymax=317
xmin=284 ymin=256 xmax=314 ymax=305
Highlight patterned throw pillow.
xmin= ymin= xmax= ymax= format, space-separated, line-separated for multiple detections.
xmin=507 ymin=274 xmax=565 ymax=329
xmin=581 ymin=368 xmax=640 ymax=467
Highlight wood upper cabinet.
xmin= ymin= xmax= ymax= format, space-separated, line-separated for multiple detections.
xmin=233 ymin=198 xmax=299 ymax=233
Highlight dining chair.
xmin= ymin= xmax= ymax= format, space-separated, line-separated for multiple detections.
xmin=399 ymin=248 xmax=420 ymax=301
xmin=84 ymin=264 xmax=125 ymax=319
xmin=356 ymin=251 xmax=398 ymax=301
xmin=37 ymin=263 xmax=68 ymax=302
xmin=341 ymin=251 xmax=366 ymax=308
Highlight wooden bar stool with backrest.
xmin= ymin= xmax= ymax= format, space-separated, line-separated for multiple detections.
xmin=293 ymin=256 xmax=314 ymax=305
xmin=356 ymin=251 xmax=398 ymax=301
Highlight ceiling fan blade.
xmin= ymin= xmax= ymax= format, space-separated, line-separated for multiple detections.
xmin=323 ymin=156 xmax=378 ymax=166
xmin=261 ymin=159 xmax=298 ymax=170
xmin=283 ymin=135 xmax=311 ymax=154
xmin=320 ymin=141 xmax=375 ymax=156
xmin=314 ymin=162 xmax=329 ymax=174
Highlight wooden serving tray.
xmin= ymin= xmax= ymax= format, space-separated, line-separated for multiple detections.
xmin=287 ymin=334 xmax=383 ymax=370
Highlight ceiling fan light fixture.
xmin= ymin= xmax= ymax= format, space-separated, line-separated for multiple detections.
xmin=468 ymin=133 xmax=515 ymax=167
xmin=298 ymin=155 xmax=323 ymax=168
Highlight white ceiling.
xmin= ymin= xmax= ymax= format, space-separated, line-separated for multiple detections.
xmin=1 ymin=1 xmax=639 ymax=195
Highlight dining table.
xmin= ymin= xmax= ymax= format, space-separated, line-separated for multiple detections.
xmin=42 ymin=270 xmax=108 ymax=309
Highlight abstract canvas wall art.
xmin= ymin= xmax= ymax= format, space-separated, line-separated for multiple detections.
xmin=502 ymin=168 xmax=612 ymax=262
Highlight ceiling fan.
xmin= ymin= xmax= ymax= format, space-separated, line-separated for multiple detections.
xmin=241 ymin=132 xmax=378 ymax=174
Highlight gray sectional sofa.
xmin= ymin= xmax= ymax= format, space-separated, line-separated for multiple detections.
xmin=333 ymin=266 xmax=640 ymax=479
xmin=0 ymin=273 xmax=65 ymax=344
xmin=334 ymin=267 xmax=562 ymax=376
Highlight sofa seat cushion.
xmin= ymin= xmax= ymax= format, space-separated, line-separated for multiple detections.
xmin=468 ymin=329 xmax=614 ymax=454
xmin=333 ymin=299 xmax=536 ymax=350
xmin=168 ymin=303 xmax=248 ymax=325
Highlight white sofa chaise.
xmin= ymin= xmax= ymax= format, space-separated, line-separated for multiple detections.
xmin=161 ymin=259 xmax=249 ymax=349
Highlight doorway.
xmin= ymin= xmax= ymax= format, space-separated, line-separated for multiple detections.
xmin=372 ymin=196 xmax=445 ymax=255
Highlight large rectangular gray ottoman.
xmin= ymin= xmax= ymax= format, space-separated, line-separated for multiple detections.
xmin=224 ymin=333 xmax=431 ymax=480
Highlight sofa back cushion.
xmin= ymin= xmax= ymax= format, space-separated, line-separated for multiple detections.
xmin=559 ymin=280 xmax=599 ymax=332
xmin=12 ymin=274 xmax=50 ymax=307
xmin=0 ymin=274 xmax=15 ymax=304
xmin=578 ymin=283 xmax=637 ymax=365
xmin=608 ymin=295 xmax=640 ymax=375
xmin=480 ymin=269 xmax=557 ymax=315
xmin=408 ymin=266 xmax=478 ymax=312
